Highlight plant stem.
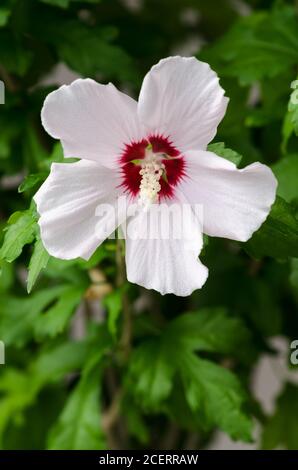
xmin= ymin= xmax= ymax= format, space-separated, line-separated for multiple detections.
xmin=102 ymin=388 xmax=122 ymax=432
xmin=116 ymin=239 xmax=132 ymax=361
xmin=101 ymin=241 xmax=132 ymax=448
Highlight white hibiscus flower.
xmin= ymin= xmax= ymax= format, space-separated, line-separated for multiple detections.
xmin=34 ymin=56 xmax=277 ymax=297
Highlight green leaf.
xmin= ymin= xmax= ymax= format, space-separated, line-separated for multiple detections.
xmin=0 ymin=112 xmax=22 ymax=160
xmin=27 ymin=238 xmax=50 ymax=293
xmin=47 ymin=356 xmax=106 ymax=450
xmin=23 ymin=125 xmax=49 ymax=172
xmin=207 ymin=142 xmax=242 ymax=166
xmin=0 ymin=31 xmax=33 ymax=76
xmin=45 ymin=142 xmax=64 ymax=168
xmin=165 ymin=380 xmax=206 ymax=433
xmin=33 ymin=285 xmax=84 ymax=339
xmin=0 ymin=369 xmax=38 ymax=447
xmin=0 ymin=8 xmax=10 ymax=27
xmin=0 ymin=286 xmax=68 ymax=346
xmin=245 ymin=197 xmax=298 ymax=259
xmin=43 ymin=20 xmax=137 ymax=83
xmin=0 ymin=209 xmax=37 ymax=263
xmin=290 ymin=258 xmax=298 ymax=292
xmin=0 ymin=260 xmax=13 ymax=293
xmin=262 ymin=383 xmax=298 ymax=450
xmin=121 ymin=394 xmax=150 ymax=445
xmin=178 ymin=352 xmax=253 ymax=442
xmin=272 ymin=154 xmax=298 ymax=203
xmin=281 ymin=109 xmax=294 ymax=154
xmin=129 ymin=309 xmax=253 ymax=441
xmin=166 ymin=308 xmax=252 ymax=359
xmin=103 ymin=289 xmax=122 ymax=339
xmin=32 ymin=340 xmax=91 ymax=385
xmin=130 ymin=330 xmax=253 ymax=440
xmin=18 ymin=172 xmax=48 ymax=194
xmin=202 ymin=5 xmax=298 ymax=85
xmin=282 ymin=81 xmax=298 ymax=151
xmin=2 ymin=388 xmax=66 ymax=451
xmin=40 ymin=0 xmax=100 ymax=8
xmin=31 ymin=324 xmax=112 ymax=386
xmin=288 ymin=80 xmax=298 ymax=136
xmin=129 ymin=338 xmax=175 ymax=410
xmin=40 ymin=0 xmax=71 ymax=6
xmin=0 ymin=338 xmax=97 ymax=446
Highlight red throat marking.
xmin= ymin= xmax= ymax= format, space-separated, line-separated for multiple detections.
xmin=119 ymin=135 xmax=186 ymax=200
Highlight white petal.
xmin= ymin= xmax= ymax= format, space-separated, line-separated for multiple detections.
xmin=42 ymin=79 xmax=145 ymax=168
xmin=179 ymin=150 xmax=277 ymax=242
xmin=124 ymin=201 xmax=208 ymax=296
xmin=138 ymin=56 xmax=228 ymax=152
xmin=34 ymin=160 xmax=127 ymax=260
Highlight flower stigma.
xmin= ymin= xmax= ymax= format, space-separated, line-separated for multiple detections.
xmin=138 ymin=145 xmax=166 ymax=206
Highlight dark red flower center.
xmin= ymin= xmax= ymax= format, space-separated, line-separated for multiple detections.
xmin=119 ymin=135 xmax=185 ymax=201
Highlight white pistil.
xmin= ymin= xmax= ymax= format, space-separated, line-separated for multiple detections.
xmin=139 ymin=148 xmax=165 ymax=206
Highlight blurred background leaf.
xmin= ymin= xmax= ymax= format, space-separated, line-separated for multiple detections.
xmin=0 ymin=0 xmax=298 ymax=451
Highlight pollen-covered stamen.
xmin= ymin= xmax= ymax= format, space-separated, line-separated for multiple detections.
xmin=120 ymin=135 xmax=186 ymax=200
xmin=138 ymin=147 xmax=166 ymax=205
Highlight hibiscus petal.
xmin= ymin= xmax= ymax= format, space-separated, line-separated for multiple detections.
xmin=34 ymin=160 xmax=128 ymax=260
xmin=138 ymin=56 xmax=228 ymax=152
xmin=124 ymin=201 xmax=208 ymax=296
xmin=179 ymin=150 xmax=277 ymax=242
xmin=41 ymin=79 xmax=145 ymax=168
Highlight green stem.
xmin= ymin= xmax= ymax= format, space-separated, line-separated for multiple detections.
xmin=116 ymin=239 xmax=132 ymax=361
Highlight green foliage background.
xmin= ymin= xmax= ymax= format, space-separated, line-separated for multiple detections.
xmin=0 ymin=0 xmax=298 ymax=450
